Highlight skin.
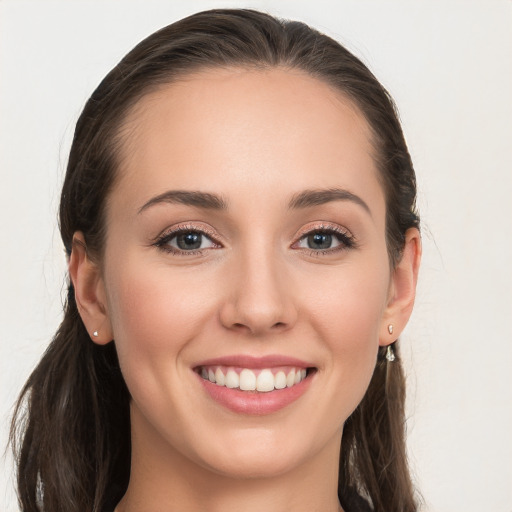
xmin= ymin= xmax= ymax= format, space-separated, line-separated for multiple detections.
xmin=70 ymin=67 xmax=421 ymax=512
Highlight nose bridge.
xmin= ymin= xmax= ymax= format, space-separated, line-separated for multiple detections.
xmin=220 ymin=237 xmax=296 ymax=335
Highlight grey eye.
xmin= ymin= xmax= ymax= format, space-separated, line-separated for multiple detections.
xmin=297 ymin=232 xmax=341 ymax=250
xmin=308 ymin=233 xmax=333 ymax=249
xmin=170 ymin=231 xmax=215 ymax=251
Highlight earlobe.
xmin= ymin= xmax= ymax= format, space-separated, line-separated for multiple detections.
xmin=380 ymin=228 xmax=421 ymax=346
xmin=68 ymin=232 xmax=113 ymax=345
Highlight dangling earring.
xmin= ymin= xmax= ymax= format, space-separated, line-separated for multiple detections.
xmin=386 ymin=345 xmax=396 ymax=362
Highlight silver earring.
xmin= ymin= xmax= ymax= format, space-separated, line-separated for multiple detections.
xmin=93 ymin=331 xmax=99 ymax=337
xmin=387 ymin=324 xmax=394 ymax=335
xmin=386 ymin=345 xmax=396 ymax=362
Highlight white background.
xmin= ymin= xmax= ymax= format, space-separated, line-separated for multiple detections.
xmin=1 ymin=1 xmax=511 ymax=511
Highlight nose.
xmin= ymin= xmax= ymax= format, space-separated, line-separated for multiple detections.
xmin=219 ymin=247 xmax=298 ymax=336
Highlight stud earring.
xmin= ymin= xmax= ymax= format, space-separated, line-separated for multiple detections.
xmin=387 ymin=324 xmax=394 ymax=335
xmin=93 ymin=331 xmax=99 ymax=337
xmin=386 ymin=345 xmax=396 ymax=362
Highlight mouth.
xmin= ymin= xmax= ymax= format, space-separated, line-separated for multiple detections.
xmin=194 ymin=365 xmax=315 ymax=392
xmin=193 ymin=355 xmax=317 ymax=415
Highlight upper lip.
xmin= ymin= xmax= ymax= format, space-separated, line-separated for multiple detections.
xmin=193 ymin=354 xmax=315 ymax=369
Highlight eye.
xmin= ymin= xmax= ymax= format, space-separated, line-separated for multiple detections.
xmin=153 ymin=225 xmax=220 ymax=255
xmin=294 ymin=225 xmax=355 ymax=254
xmin=170 ymin=231 xmax=214 ymax=251
xmin=297 ymin=232 xmax=340 ymax=250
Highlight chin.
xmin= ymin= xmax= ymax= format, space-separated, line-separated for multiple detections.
xmin=201 ymin=444 xmax=307 ymax=481
xmin=188 ymin=420 xmax=339 ymax=482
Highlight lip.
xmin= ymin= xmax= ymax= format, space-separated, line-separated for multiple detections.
xmin=194 ymin=354 xmax=314 ymax=369
xmin=193 ymin=354 xmax=316 ymax=415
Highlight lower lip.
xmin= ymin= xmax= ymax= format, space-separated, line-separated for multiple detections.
xmin=196 ymin=372 xmax=314 ymax=415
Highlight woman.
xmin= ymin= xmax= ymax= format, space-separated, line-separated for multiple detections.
xmin=11 ymin=8 xmax=421 ymax=512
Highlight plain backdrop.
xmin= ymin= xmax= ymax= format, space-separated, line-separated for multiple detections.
xmin=1 ymin=1 xmax=511 ymax=511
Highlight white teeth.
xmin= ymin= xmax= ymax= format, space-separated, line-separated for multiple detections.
xmin=239 ymin=369 xmax=256 ymax=391
xmin=200 ymin=366 xmax=309 ymax=392
xmin=274 ymin=371 xmax=287 ymax=389
xmin=256 ymin=369 xmax=275 ymax=392
xmin=286 ymin=369 xmax=296 ymax=388
xmin=225 ymin=369 xmax=239 ymax=388
xmin=215 ymin=367 xmax=225 ymax=386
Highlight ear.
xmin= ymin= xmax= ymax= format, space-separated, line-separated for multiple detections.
xmin=68 ymin=232 xmax=113 ymax=345
xmin=379 ymin=228 xmax=421 ymax=346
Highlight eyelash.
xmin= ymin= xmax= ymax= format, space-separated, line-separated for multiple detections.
xmin=152 ymin=223 xmax=356 ymax=257
xmin=152 ymin=223 xmax=220 ymax=256
xmin=293 ymin=224 xmax=356 ymax=256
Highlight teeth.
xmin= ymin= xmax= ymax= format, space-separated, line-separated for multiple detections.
xmin=256 ymin=369 xmax=274 ymax=392
xmin=239 ymin=369 xmax=256 ymax=391
xmin=199 ymin=366 xmax=309 ymax=392
xmin=225 ymin=369 xmax=239 ymax=389
xmin=215 ymin=367 xmax=225 ymax=386
xmin=275 ymin=371 xmax=287 ymax=389
xmin=286 ymin=369 xmax=295 ymax=388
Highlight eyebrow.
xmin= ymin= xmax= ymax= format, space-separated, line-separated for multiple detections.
xmin=138 ymin=190 xmax=228 ymax=214
xmin=288 ymin=187 xmax=371 ymax=215
xmin=138 ymin=187 xmax=371 ymax=216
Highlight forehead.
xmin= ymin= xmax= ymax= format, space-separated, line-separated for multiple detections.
xmin=112 ymin=66 xmax=383 ymax=217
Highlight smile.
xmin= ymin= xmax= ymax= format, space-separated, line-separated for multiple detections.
xmin=197 ymin=366 xmax=309 ymax=392
xmin=193 ymin=355 xmax=316 ymax=415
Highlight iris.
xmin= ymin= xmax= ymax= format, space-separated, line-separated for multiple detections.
xmin=177 ymin=232 xmax=202 ymax=250
xmin=308 ymin=233 xmax=333 ymax=250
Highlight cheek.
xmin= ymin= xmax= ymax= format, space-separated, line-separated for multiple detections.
xmin=303 ymin=254 xmax=389 ymax=393
xmin=309 ymin=258 xmax=388 ymax=335
xmin=104 ymin=258 xmax=216 ymax=384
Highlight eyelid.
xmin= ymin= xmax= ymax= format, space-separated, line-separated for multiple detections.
xmin=293 ymin=221 xmax=354 ymax=241
xmin=291 ymin=221 xmax=357 ymax=253
xmin=154 ymin=222 xmax=221 ymax=241
xmin=151 ymin=222 xmax=224 ymax=254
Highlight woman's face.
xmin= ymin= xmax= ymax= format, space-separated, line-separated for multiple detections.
xmin=100 ymin=67 xmax=393 ymax=478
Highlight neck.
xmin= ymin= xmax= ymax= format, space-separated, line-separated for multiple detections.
xmin=116 ymin=408 xmax=343 ymax=512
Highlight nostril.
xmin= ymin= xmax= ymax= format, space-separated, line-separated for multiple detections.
xmin=232 ymin=322 xmax=249 ymax=331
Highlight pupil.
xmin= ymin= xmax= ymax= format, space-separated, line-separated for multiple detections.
xmin=308 ymin=233 xmax=332 ymax=250
xmin=177 ymin=232 xmax=202 ymax=250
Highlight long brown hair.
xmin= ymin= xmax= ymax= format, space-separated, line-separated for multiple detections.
xmin=11 ymin=9 xmax=420 ymax=512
